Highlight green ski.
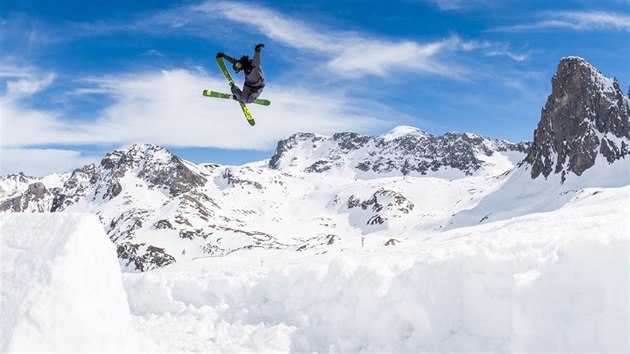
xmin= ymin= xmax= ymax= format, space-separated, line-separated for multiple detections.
xmin=202 ymin=90 xmax=270 ymax=106
xmin=214 ymin=57 xmax=256 ymax=126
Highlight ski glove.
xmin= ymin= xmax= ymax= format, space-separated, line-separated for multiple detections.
xmin=255 ymin=43 xmax=265 ymax=52
xmin=216 ymin=52 xmax=224 ymax=58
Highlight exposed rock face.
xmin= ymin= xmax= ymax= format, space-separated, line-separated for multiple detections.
xmin=51 ymin=164 xmax=97 ymax=212
xmin=525 ymin=57 xmax=630 ymax=182
xmin=0 ymin=182 xmax=51 ymax=212
xmin=117 ymin=243 xmax=177 ymax=272
xmin=99 ymin=144 xmax=207 ymax=198
xmin=270 ymin=127 xmax=529 ymax=177
xmin=346 ymin=188 xmax=415 ymax=226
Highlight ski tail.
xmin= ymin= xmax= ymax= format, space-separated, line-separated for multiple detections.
xmin=238 ymin=102 xmax=255 ymax=126
xmin=203 ymin=90 xmax=233 ymax=100
xmin=202 ymin=90 xmax=271 ymax=106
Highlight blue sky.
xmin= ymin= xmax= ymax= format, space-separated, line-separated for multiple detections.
xmin=1 ymin=0 xmax=629 ymax=176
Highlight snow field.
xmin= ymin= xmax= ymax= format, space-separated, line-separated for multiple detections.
xmin=123 ymin=186 xmax=629 ymax=353
xmin=448 ymin=156 xmax=630 ymax=229
xmin=1 ymin=145 xmax=627 ymax=352
xmin=0 ymin=213 xmax=146 ymax=352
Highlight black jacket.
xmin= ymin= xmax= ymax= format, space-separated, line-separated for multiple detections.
xmin=223 ymin=51 xmax=265 ymax=90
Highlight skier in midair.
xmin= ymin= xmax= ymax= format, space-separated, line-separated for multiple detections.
xmin=216 ymin=43 xmax=265 ymax=104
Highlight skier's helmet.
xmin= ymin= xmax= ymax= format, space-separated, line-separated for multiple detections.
xmin=239 ymin=55 xmax=252 ymax=74
xmin=233 ymin=61 xmax=243 ymax=73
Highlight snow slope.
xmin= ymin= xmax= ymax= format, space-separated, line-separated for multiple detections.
xmin=447 ymin=153 xmax=630 ymax=229
xmin=122 ymin=185 xmax=629 ymax=353
xmin=0 ymin=213 xmax=146 ymax=352
xmin=3 ymin=185 xmax=625 ymax=352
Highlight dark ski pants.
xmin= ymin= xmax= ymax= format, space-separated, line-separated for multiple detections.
xmin=231 ymin=85 xmax=262 ymax=104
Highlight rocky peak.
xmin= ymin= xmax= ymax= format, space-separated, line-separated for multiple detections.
xmin=100 ymin=144 xmax=207 ymax=197
xmin=332 ymin=132 xmax=371 ymax=151
xmin=101 ymin=144 xmax=173 ymax=171
xmin=524 ymin=57 xmax=630 ymax=182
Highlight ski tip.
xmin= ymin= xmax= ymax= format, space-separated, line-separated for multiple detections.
xmin=202 ymin=89 xmax=211 ymax=96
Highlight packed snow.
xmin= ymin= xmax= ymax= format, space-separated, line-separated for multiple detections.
xmin=0 ymin=213 xmax=150 ymax=352
xmin=1 ymin=183 xmax=627 ymax=352
xmin=121 ymin=185 xmax=628 ymax=353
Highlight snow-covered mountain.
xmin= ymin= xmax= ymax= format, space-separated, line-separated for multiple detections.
xmin=1 ymin=57 xmax=628 ymax=273
xmin=269 ymin=126 xmax=529 ymax=178
xmin=0 ymin=134 xmax=527 ymax=271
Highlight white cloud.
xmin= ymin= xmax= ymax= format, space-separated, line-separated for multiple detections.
xmin=1 ymin=67 xmax=392 ymax=152
xmin=6 ymin=73 xmax=56 ymax=97
xmin=190 ymin=1 xmax=525 ymax=78
xmin=1 ymin=103 xmax=79 ymax=147
xmin=8 ymin=1 xmax=528 ymax=81
xmin=0 ymin=148 xmax=98 ymax=176
xmin=0 ymin=66 xmax=96 ymax=147
xmin=142 ymin=49 xmax=165 ymax=57
xmin=426 ymin=0 xmax=467 ymax=11
xmin=425 ymin=0 xmax=494 ymax=11
xmin=195 ymin=2 xmax=339 ymax=53
xmin=495 ymin=11 xmax=630 ymax=32
xmin=457 ymin=39 xmax=529 ymax=61
xmin=0 ymin=63 xmax=56 ymax=99
xmin=484 ymin=49 xmax=529 ymax=62
xmin=81 ymin=69 xmax=391 ymax=149
xmin=0 ymin=66 xmax=33 ymax=79
xmin=556 ymin=11 xmax=630 ymax=30
xmin=328 ymin=39 xmax=461 ymax=78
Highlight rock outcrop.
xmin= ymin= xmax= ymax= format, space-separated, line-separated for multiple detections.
xmin=525 ymin=57 xmax=630 ymax=182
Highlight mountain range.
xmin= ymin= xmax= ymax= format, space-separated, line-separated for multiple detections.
xmin=2 ymin=56 xmax=628 ymax=272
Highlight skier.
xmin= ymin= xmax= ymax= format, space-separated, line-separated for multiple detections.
xmin=216 ymin=43 xmax=265 ymax=104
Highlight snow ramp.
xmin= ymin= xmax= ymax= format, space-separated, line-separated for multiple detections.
xmin=0 ymin=213 xmax=142 ymax=352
